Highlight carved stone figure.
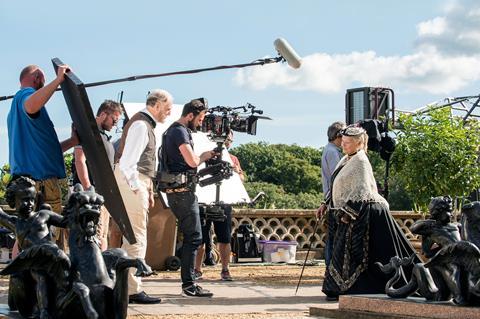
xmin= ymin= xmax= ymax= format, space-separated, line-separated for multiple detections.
xmin=378 ymin=196 xmax=480 ymax=306
xmin=0 ymin=181 xmax=154 ymax=318
xmin=460 ymin=201 xmax=480 ymax=248
xmin=0 ymin=176 xmax=79 ymax=319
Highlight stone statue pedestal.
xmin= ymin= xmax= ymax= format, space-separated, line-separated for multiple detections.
xmin=0 ymin=303 xmax=21 ymax=318
xmin=310 ymin=295 xmax=480 ymax=319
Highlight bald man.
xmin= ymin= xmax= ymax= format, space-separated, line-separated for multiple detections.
xmin=7 ymin=64 xmax=78 ymax=249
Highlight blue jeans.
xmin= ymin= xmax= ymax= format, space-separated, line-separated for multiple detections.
xmin=167 ymin=191 xmax=202 ymax=288
xmin=325 ymin=210 xmax=335 ymax=266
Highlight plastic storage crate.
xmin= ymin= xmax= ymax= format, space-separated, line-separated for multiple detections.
xmin=258 ymin=240 xmax=297 ymax=263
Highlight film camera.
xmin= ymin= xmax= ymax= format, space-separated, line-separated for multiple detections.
xmin=201 ymin=103 xmax=270 ymax=142
xmin=198 ymin=103 xmax=270 ymax=221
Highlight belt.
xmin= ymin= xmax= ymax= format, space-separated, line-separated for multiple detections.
xmin=165 ymin=187 xmax=191 ymax=194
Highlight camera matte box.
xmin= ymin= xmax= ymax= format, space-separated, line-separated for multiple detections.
xmin=52 ymin=58 xmax=136 ymax=244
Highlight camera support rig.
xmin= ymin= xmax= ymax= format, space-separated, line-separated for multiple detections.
xmin=196 ymin=103 xmax=271 ymax=221
xmin=195 ymin=142 xmax=234 ymax=222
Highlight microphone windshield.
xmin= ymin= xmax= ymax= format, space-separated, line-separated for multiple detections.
xmin=274 ymin=38 xmax=302 ymax=69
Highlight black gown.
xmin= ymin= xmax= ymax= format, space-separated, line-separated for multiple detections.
xmin=322 ymin=159 xmax=419 ymax=297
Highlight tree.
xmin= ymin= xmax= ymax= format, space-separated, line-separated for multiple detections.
xmin=243 ymin=182 xmax=323 ymax=209
xmin=368 ymin=152 xmax=413 ymax=211
xmin=230 ymin=143 xmax=322 ymax=194
xmin=230 ymin=142 xmax=323 ymax=209
xmin=392 ymin=107 xmax=480 ymax=209
xmin=0 ymin=164 xmax=12 ymax=205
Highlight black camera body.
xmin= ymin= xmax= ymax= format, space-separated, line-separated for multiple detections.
xmin=201 ymin=103 xmax=269 ymax=142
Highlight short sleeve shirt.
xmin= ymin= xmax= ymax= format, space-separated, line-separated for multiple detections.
xmin=7 ymin=87 xmax=65 ymax=180
xmin=164 ymin=123 xmax=194 ymax=173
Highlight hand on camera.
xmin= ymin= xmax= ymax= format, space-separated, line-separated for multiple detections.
xmin=200 ymin=150 xmax=215 ymax=163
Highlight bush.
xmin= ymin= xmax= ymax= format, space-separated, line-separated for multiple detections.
xmin=243 ymin=181 xmax=323 ymax=209
xmin=392 ymin=108 xmax=480 ymax=209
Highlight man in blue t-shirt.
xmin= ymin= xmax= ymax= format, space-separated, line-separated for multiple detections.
xmin=163 ymin=98 xmax=216 ymax=298
xmin=7 ymin=64 xmax=78 ymax=250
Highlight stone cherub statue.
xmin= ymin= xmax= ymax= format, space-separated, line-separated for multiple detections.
xmin=0 ymin=176 xmax=75 ymax=319
xmin=0 ymin=178 xmax=154 ymax=319
xmin=378 ymin=196 xmax=480 ymax=306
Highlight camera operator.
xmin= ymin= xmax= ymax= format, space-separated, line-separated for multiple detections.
xmin=194 ymin=131 xmax=243 ymax=281
xmin=163 ymin=98 xmax=217 ymax=297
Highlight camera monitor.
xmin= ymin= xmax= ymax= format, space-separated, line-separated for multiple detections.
xmin=52 ymin=58 xmax=136 ymax=244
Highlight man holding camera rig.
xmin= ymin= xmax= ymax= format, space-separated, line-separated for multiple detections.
xmin=162 ymin=98 xmax=217 ymax=297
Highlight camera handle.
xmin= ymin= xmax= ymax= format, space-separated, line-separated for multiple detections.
xmin=214 ymin=141 xmax=224 ymax=204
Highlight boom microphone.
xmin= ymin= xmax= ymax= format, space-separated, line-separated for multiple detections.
xmin=0 ymin=39 xmax=301 ymax=103
xmin=274 ymin=38 xmax=302 ymax=69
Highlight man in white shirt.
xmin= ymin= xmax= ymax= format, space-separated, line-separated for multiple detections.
xmin=114 ymin=89 xmax=173 ymax=304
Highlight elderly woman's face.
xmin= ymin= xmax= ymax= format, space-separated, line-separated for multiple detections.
xmin=341 ymin=136 xmax=360 ymax=155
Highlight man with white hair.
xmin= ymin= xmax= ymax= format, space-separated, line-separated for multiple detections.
xmin=115 ymin=89 xmax=173 ymax=304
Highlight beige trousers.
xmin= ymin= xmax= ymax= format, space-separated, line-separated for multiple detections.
xmin=114 ymin=166 xmax=152 ymax=295
xmin=97 ymin=206 xmax=110 ymax=251
xmin=35 ymin=178 xmax=67 ymax=250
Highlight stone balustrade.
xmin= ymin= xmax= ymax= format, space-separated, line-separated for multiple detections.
xmin=231 ymin=209 xmax=423 ymax=252
xmin=0 ymin=205 xmax=424 ymax=256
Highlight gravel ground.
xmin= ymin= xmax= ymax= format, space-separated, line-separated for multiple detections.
xmin=127 ymin=263 xmax=325 ymax=319
xmin=128 ymin=313 xmax=311 ymax=319
xmin=0 ymin=262 xmax=326 ymax=319
xmin=153 ymin=262 xmax=325 ymax=286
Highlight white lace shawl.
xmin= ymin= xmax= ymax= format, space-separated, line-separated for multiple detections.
xmin=331 ymin=150 xmax=388 ymax=209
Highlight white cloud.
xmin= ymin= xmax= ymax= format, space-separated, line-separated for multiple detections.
xmin=417 ymin=17 xmax=447 ymax=36
xmin=234 ymin=0 xmax=480 ymax=95
xmin=235 ymin=51 xmax=480 ymax=95
xmin=415 ymin=1 xmax=480 ymax=55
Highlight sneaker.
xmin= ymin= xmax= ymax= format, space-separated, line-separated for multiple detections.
xmin=182 ymin=284 xmax=214 ymax=297
xmin=221 ymin=269 xmax=233 ymax=281
xmin=194 ymin=269 xmax=203 ymax=280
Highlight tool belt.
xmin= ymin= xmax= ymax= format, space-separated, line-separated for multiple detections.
xmin=165 ymin=187 xmax=191 ymax=194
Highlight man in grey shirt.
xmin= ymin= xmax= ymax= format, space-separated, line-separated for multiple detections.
xmin=321 ymin=121 xmax=345 ymax=196
xmin=319 ymin=121 xmax=345 ymax=266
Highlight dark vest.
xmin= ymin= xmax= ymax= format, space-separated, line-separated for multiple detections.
xmin=116 ymin=112 xmax=156 ymax=178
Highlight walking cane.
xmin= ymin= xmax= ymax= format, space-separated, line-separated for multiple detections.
xmin=295 ymin=216 xmax=321 ymax=295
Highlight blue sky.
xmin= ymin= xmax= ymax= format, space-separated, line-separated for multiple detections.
xmin=1 ymin=0 xmax=480 ymax=166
